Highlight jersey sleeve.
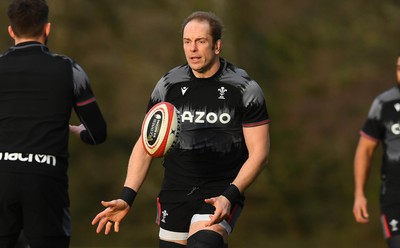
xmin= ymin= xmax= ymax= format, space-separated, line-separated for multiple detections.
xmin=146 ymin=65 xmax=191 ymax=112
xmin=72 ymin=63 xmax=96 ymax=105
xmin=72 ymin=62 xmax=107 ymax=145
xmin=146 ymin=75 xmax=168 ymax=112
xmin=361 ymin=98 xmax=384 ymax=141
xmin=242 ymin=80 xmax=270 ymax=127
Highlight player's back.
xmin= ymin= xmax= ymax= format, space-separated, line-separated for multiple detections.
xmin=0 ymin=42 xmax=74 ymax=159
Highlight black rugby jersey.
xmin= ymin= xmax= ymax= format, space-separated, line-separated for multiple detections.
xmin=361 ymin=85 xmax=400 ymax=182
xmin=0 ymin=41 xmax=106 ymax=178
xmin=147 ymin=58 xmax=269 ymax=187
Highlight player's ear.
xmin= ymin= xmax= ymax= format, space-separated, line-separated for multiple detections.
xmin=44 ymin=22 xmax=51 ymax=37
xmin=8 ymin=25 xmax=16 ymax=39
xmin=214 ymin=39 xmax=222 ymax=55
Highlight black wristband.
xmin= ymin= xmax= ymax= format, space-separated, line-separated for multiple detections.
xmin=221 ymin=184 xmax=241 ymax=206
xmin=120 ymin=187 xmax=137 ymax=207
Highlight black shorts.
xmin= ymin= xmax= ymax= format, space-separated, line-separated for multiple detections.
xmin=155 ymin=185 xmax=244 ymax=241
xmin=380 ymin=183 xmax=400 ymax=239
xmin=0 ymin=172 xmax=70 ymax=247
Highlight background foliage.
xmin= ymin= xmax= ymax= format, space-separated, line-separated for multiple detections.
xmin=1 ymin=0 xmax=400 ymax=247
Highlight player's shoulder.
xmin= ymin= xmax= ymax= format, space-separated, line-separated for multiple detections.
xmin=367 ymin=86 xmax=400 ymax=119
xmin=219 ymin=59 xmax=265 ymax=98
xmin=161 ymin=64 xmax=192 ymax=84
xmin=45 ymin=50 xmax=74 ymax=64
xmin=376 ymin=85 xmax=400 ymax=103
xmin=219 ymin=58 xmax=255 ymax=85
xmin=225 ymin=59 xmax=249 ymax=76
xmin=46 ymin=52 xmax=88 ymax=79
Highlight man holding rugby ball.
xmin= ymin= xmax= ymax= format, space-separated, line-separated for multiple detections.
xmin=93 ymin=11 xmax=270 ymax=248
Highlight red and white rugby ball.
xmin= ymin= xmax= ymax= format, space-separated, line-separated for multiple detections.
xmin=141 ymin=102 xmax=181 ymax=158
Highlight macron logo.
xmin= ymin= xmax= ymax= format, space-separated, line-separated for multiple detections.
xmin=181 ymin=87 xmax=189 ymax=96
xmin=0 ymin=152 xmax=57 ymax=166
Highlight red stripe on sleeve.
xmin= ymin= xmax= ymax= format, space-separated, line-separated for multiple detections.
xmin=360 ymin=131 xmax=379 ymax=142
xmin=242 ymin=119 xmax=270 ymax=128
xmin=381 ymin=214 xmax=391 ymax=238
xmin=76 ymin=97 xmax=96 ymax=107
xmin=156 ymin=197 xmax=162 ymax=225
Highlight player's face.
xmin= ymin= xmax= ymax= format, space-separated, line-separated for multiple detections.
xmin=183 ymin=20 xmax=221 ymax=78
xmin=397 ymin=57 xmax=400 ymax=84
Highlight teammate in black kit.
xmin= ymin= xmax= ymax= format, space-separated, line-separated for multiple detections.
xmin=0 ymin=0 xmax=107 ymax=247
xmin=353 ymin=56 xmax=400 ymax=248
xmin=92 ymin=11 xmax=269 ymax=248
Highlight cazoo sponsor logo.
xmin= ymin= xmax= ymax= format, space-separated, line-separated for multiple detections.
xmin=0 ymin=152 xmax=57 ymax=166
xmin=181 ymin=111 xmax=231 ymax=124
xmin=392 ymin=123 xmax=400 ymax=135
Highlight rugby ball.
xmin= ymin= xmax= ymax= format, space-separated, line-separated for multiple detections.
xmin=141 ymin=102 xmax=181 ymax=158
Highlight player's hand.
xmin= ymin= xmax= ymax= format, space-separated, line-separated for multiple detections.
xmin=91 ymin=199 xmax=130 ymax=235
xmin=204 ymin=195 xmax=231 ymax=226
xmin=69 ymin=124 xmax=85 ymax=136
xmin=353 ymin=195 xmax=369 ymax=223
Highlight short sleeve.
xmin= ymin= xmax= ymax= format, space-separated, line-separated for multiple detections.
xmin=361 ymin=98 xmax=384 ymax=140
xmin=242 ymin=80 xmax=270 ymax=127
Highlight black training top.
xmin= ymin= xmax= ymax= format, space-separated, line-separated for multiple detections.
xmin=0 ymin=41 xmax=106 ymax=179
xmin=361 ymin=85 xmax=400 ymax=183
xmin=147 ymin=58 xmax=270 ymax=188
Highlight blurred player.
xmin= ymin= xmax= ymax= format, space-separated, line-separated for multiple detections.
xmin=353 ymin=56 xmax=400 ymax=248
xmin=0 ymin=0 xmax=107 ymax=247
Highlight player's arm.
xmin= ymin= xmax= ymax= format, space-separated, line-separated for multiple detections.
xmin=230 ymin=124 xmax=269 ymax=193
xmin=353 ymin=134 xmax=379 ymax=223
xmin=206 ymin=124 xmax=270 ymax=226
xmin=123 ymin=135 xmax=153 ymax=193
xmin=91 ymin=136 xmax=153 ymax=234
xmin=71 ymin=101 xmax=107 ymax=145
xmin=68 ymin=61 xmax=107 ymax=144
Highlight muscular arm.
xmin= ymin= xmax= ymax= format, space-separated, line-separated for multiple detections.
xmin=232 ymin=124 xmax=270 ymax=192
xmin=353 ymin=135 xmax=379 ymax=223
xmin=92 ymin=136 xmax=153 ymax=234
xmin=123 ymin=136 xmax=154 ymax=192
xmin=205 ymin=124 xmax=270 ymax=226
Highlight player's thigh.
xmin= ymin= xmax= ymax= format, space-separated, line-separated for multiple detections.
xmin=189 ymin=220 xmax=227 ymax=240
xmin=387 ymin=235 xmax=400 ymax=248
xmin=0 ymin=172 xmax=23 ymax=237
xmin=188 ymin=198 xmax=244 ymax=238
xmin=21 ymin=174 xmax=71 ymax=239
xmin=159 ymin=239 xmax=186 ymax=248
xmin=381 ymin=186 xmax=400 ymax=241
xmin=28 ymin=236 xmax=70 ymax=248
xmin=156 ymin=195 xmax=196 ymax=244
xmin=0 ymin=233 xmax=19 ymax=248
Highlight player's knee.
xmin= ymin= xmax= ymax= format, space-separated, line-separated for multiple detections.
xmin=187 ymin=230 xmax=225 ymax=248
xmin=159 ymin=239 xmax=186 ymax=248
xmin=387 ymin=235 xmax=400 ymax=248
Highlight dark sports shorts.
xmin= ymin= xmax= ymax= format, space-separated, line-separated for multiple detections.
xmin=380 ymin=182 xmax=400 ymax=239
xmin=0 ymin=172 xmax=71 ymax=248
xmin=155 ymin=185 xmax=244 ymax=241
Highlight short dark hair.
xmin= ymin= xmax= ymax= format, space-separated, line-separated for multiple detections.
xmin=7 ymin=0 xmax=49 ymax=38
xmin=181 ymin=11 xmax=224 ymax=44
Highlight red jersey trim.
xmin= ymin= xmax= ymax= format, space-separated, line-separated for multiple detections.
xmin=359 ymin=131 xmax=379 ymax=142
xmin=381 ymin=214 xmax=391 ymax=238
xmin=242 ymin=119 xmax=270 ymax=128
xmin=156 ymin=197 xmax=162 ymax=225
xmin=76 ymin=97 xmax=96 ymax=107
